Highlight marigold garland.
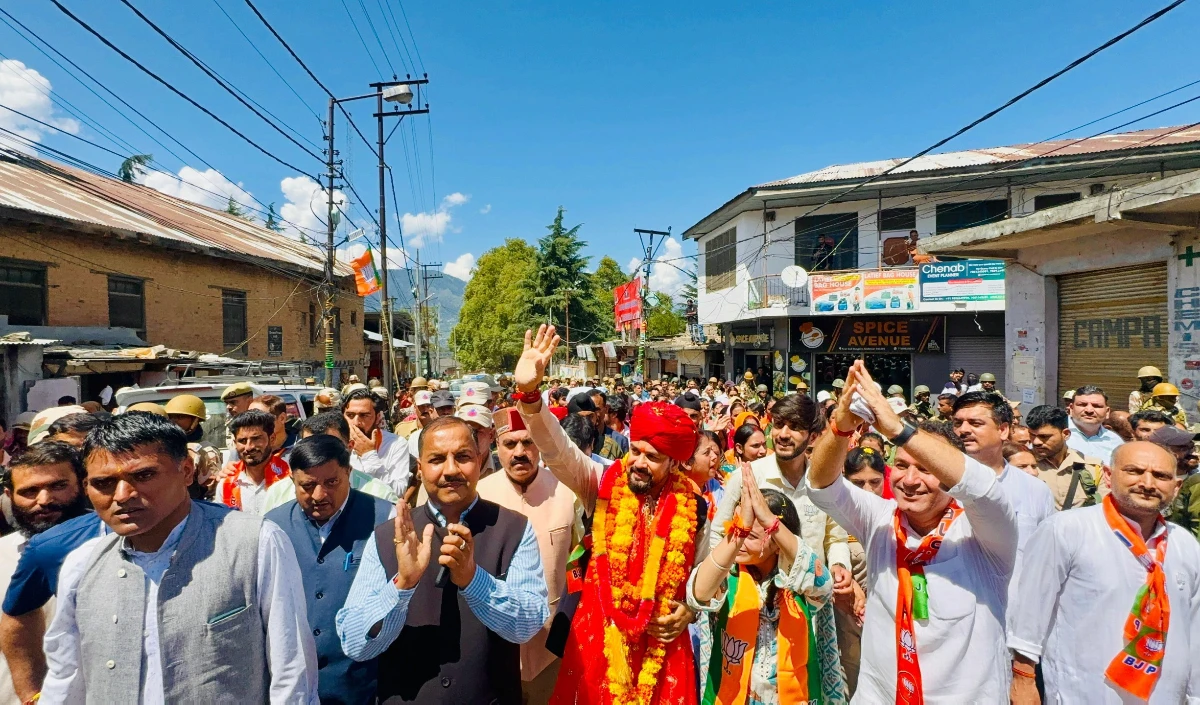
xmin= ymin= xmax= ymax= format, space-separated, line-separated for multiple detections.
xmin=592 ymin=456 xmax=697 ymax=705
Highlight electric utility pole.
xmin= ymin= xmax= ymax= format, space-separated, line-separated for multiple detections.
xmin=323 ymin=98 xmax=339 ymax=388
xmin=634 ymin=227 xmax=670 ymax=381
xmin=420 ymin=262 xmax=442 ymax=377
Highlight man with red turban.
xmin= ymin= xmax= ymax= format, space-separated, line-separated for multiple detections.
xmin=514 ymin=325 xmax=708 ymax=705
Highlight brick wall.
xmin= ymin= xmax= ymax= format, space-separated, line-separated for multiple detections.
xmin=0 ymin=223 xmax=365 ymax=369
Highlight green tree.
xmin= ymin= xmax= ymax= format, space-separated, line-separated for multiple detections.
xmin=117 ymin=154 xmax=152 ymax=183
xmin=645 ymin=291 xmax=686 ymax=338
xmin=264 ymin=202 xmax=284 ymax=232
xmin=679 ymin=268 xmax=698 ymax=307
xmin=589 ymin=256 xmax=628 ymax=340
xmin=453 ymin=239 xmax=539 ymax=371
xmin=528 ymin=207 xmax=601 ymax=348
xmin=224 ymin=196 xmax=254 ymax=223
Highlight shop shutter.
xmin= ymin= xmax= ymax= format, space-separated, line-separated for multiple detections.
xmin=1057 ymin=263 xmax=1167 ymax=403
xmin=948 ymin=337 xmax=1006 ymax=391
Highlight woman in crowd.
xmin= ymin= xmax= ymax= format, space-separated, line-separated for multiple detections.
xmin=1002 ymin=442 xmax=1039 ymax=477
xmin=727 ymin=423 xmax=768 ymax=466
xmin=688 ymin=465 xmax=846 ymax=704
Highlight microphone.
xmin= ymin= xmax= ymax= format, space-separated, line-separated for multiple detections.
xmin=435 ymin=564 xmax=451 ymax=589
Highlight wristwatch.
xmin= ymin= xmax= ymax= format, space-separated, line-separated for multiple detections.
xmin=888 ymin=420 xmax=918 ymax=447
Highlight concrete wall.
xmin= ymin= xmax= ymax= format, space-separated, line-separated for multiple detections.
xmin=0 ymin=223 xmax=364 ymax=368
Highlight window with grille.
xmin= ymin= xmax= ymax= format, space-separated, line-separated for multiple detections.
xmin=704 ymin=229 xmax=736 ymax=291
xmin=879 ymin=207 xmax=916 ymax=232
xmin=0 ymin=261 xmax=46 ymax=326
xmin=935 ymin=200 xmax=1008 ymax=234
xmin=222 ymin=290 xmax=248 ymax=356
xmin=108 ymin=276 xmax=146 ymax=340
xmin=796 ymin=214 xmax=858 ymax=271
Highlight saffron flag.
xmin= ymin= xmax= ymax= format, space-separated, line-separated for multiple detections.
xmin=352 ymin=249 xmax=382 ymax=297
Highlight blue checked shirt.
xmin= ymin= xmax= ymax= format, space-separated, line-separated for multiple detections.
xmin=335 ymin=498 xmax=549 ymax=661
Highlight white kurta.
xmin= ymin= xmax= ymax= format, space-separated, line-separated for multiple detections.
xmin=1007 ymin=506 xmax=1200 ymax=704
xmin=996 ymin=463 xmax=1056 ymax=624
xmin=348 ymin=430 xmax=411 ymax=496
xmin=807 ymin=457 xmax=1017 ymax=704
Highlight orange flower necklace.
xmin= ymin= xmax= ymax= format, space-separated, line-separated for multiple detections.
xmin=593 ymin=457 xmax=697 ymax=705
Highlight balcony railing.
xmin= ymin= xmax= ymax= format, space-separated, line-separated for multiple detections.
xmin=747 ymin=275 xmax=809 ymax=310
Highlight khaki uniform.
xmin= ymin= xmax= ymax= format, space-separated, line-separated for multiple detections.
xmin=393 ymin=417 xmax=420 ymax=439
xmin=1137 ymin=399 xmax=1189 ymax=428
xmin=909 ymin=401 xmax=937 ymax=420
xmin=1169 ymin=473 xmax=1200 ymax=542
xmin=737 ymin=382 xmax=757 ymax=400
xmin=1036 ymin=449 xmax=1107 ymax=510
xmin=1128 ymin=390 xmax=1148 ymax=414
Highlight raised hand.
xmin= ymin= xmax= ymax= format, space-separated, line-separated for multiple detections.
xmin=392 ymin=500 xmax=433 ymax=590
xmin=849 ymin=360 xmax=904 ymax=438
xmin=737 ymin=463 xmax=756 ymax=529
xmin=514 ymin=325 xmax=562 ymax=394
xmin=348 ymin=422 xmax=378 ymax=457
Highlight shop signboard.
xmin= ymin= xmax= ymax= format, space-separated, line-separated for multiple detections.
xmin=790 ymin=315 xmax=946 ymax=353
xmin=919 ymin=260 xmax=1005 ymax=302
xmin=267 ymin=326 xmax=283 ymax=357
xmin=809 ymin=270 xmax=919 ymax=314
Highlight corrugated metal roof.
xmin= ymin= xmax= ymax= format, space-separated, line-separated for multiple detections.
xmin=0 ymin=153 xmax=353 ymax=277
xmin=757 ymin=126 xmax=1200 ymax=188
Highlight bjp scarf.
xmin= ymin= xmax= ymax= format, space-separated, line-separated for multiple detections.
xmin=703 ymin=568 xmax=822 ymax=705
xmin=893 ymin=501 xmax=963 ymax=705
xmin=221 ymin=455 xmax=290 ymax=510
xmin=1102 ymin=494 xmax=1170 ymax=700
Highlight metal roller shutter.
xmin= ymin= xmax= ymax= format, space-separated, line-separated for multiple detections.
xmin=948 ymin=337 xmax=1006 ymax=390
xmin=1057 ymin=263 xmax=1167 ymax=403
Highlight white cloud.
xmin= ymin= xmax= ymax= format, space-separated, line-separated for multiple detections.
xmin=0 ymin=59 xmax=79 ymax=152
xmin=140 ymin=165 xmax=254 ymax=212
xmin=444 ymin=252 xmax=476 ymax=281
xmin=479 ymin=204 xmax=491 ymax=214
xmin=628 ymin=237 xmax=693 ymax=299
xmin=278 ymin=175 xmax=345 ymax=241
xmin=401 ymin=192 xmax=469 ymax=247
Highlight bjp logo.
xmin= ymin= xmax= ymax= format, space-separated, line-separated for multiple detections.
xmin=899 ymin=629 xmax=917 ymax=663
xmin=721 ymin=634 xmax=749 ymax=674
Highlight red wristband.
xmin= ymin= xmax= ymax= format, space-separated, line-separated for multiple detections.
xmin=764 ymin=518 xmax=781 ymax=536
xmin=830 ymin=420 xmax=855 ymax=437
xmin=516 ymin=389 xmax=541 ymax=404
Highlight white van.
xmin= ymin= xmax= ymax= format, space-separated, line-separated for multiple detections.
xmin=114 ymin=379 xmax=322 ymax=452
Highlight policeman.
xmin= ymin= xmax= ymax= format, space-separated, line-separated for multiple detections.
xmin=831 ymin=378 xmax=846 ymax=400
xmin=1128 ymin=365 xmax=1163 ymax=412
xmin=1141 ymin=382 xmax=1189 ymax=427
xmin=738 ymin=370 xmax=757 ymax=399
xmin=909 ymin=385 xmax=936 ymax=420
xmin=165 ymin=394 xmax=221 ymax=499
xmin=756 ymin=383 xmax=770 ymax=403
xmin=409 ymin=376 xmax=429 ymax=392
xmin=219 ymin=382 xmax=256 ymax=462
xmin=979 ymin=372 xmax=1005 ymax=399
xmin=887 ymin=384 xmax=907 ymax=404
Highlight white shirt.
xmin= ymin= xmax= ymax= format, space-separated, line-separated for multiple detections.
xmin=224 ymin=471 xmax=272 ymax=516
xmin=808 ymin=457 xmax=1018 ymax=704
xmin=349 ymin=429 xmax=411 ymax=496
xmin=1066 ymin=418 xmax=1123 ymax=467
xmin=996 ymin=463 xmax=1056 ymax=630
xmin=1008 ymin=506 xmax=1200 ymax=704
xmin=0 ymin=532 xmax=37 ymax=705
xmin=42 ymin=510 xmax=319 ymax=704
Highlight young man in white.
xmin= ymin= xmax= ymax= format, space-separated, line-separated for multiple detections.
xmin=806 ymin=360 xmax=1017 ymax=704
xmin=1008 ymin=441 xmax=1200 ymax=704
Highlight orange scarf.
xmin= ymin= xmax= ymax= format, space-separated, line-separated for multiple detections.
xmin=705 ymin=569 xmax=820 ymax=705
xmin=221 ymin=456 xmax=290 ymax=510
xmin=893 ymin=501 xmax=962 ymax=705
xmin=1102 ymin=494 xmax=1170 ymax=700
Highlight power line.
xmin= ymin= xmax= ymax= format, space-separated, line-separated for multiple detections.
xmin=374 ymin=0 xmax=415 ymax=73
xmin=118 ymin=0 xmax=324 ymax=161
xmin=50 ymin=0 xmax=315 ymax=178
xmin=755 ymin=0 xmax=1190 ymax=249
xmin=338 ymin=0 xmax=385 ymax=77
xmin=208 ymin=0 xmax=321 ymax=122
xmin=393 ymin=0 xmax=426 ymax=73
xmin=352 ymin=0 xmax=396 ymax=76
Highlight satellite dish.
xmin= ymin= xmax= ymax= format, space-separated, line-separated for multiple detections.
xmin=780 ymin=265 xmax=809 ymax=289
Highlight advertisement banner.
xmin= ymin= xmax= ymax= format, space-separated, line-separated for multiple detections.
xmin=790 ymin=316 xmax=946 ymax=353
xmin=919 ymin=260 xmax=1005 ymax=302
xmin=810 ymin=270 xmax=919 ymax=313
xmin=614 ymin=279 xmax=643 ymax=325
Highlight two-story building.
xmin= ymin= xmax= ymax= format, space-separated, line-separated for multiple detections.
xmin=685 ymin=126 xmax=1200 ymax=400
xmin=0 ymin=152 xmax=365 ymax=407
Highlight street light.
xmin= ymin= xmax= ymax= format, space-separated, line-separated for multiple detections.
xmin=322 ymin=76 xmax=429 ymax=390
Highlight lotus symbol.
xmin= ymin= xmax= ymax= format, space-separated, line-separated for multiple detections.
xmin=899 ymin=628 xmax=917 ymax=662
xmin=721 ymin=634 xmax=749 ymax=674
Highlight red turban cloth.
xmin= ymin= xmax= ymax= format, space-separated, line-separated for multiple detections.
xmin=630 ymin=401 xmax=698 ymax=464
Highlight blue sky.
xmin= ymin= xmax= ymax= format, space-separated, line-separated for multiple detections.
xmin=3 ymin=0 xmax=1199 ymax=293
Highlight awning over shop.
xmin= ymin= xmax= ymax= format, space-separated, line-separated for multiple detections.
xmin=920 ymin=168 xmax=1200 ymax=259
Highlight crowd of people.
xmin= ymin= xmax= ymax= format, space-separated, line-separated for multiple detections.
xmin=0 ymin=333 xmax=1195 ymax=704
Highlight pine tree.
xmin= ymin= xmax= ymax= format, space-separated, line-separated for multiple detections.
xmin=264 ymin=202 xmax=284 ymax=232
xmin=528 ymin=207 xmax=600 ymax=347
xmin=224 ymin=196 xmax=254 ymax=223
xmin=117 ymin=154 xmax=152 ymax=183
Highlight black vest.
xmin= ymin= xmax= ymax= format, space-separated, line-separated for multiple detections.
xmin=373 ymin=498 xmax=528 ymax=705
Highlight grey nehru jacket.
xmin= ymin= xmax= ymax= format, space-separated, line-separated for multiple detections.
xmin=73 ymin=501 xmax=267 ymax=704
